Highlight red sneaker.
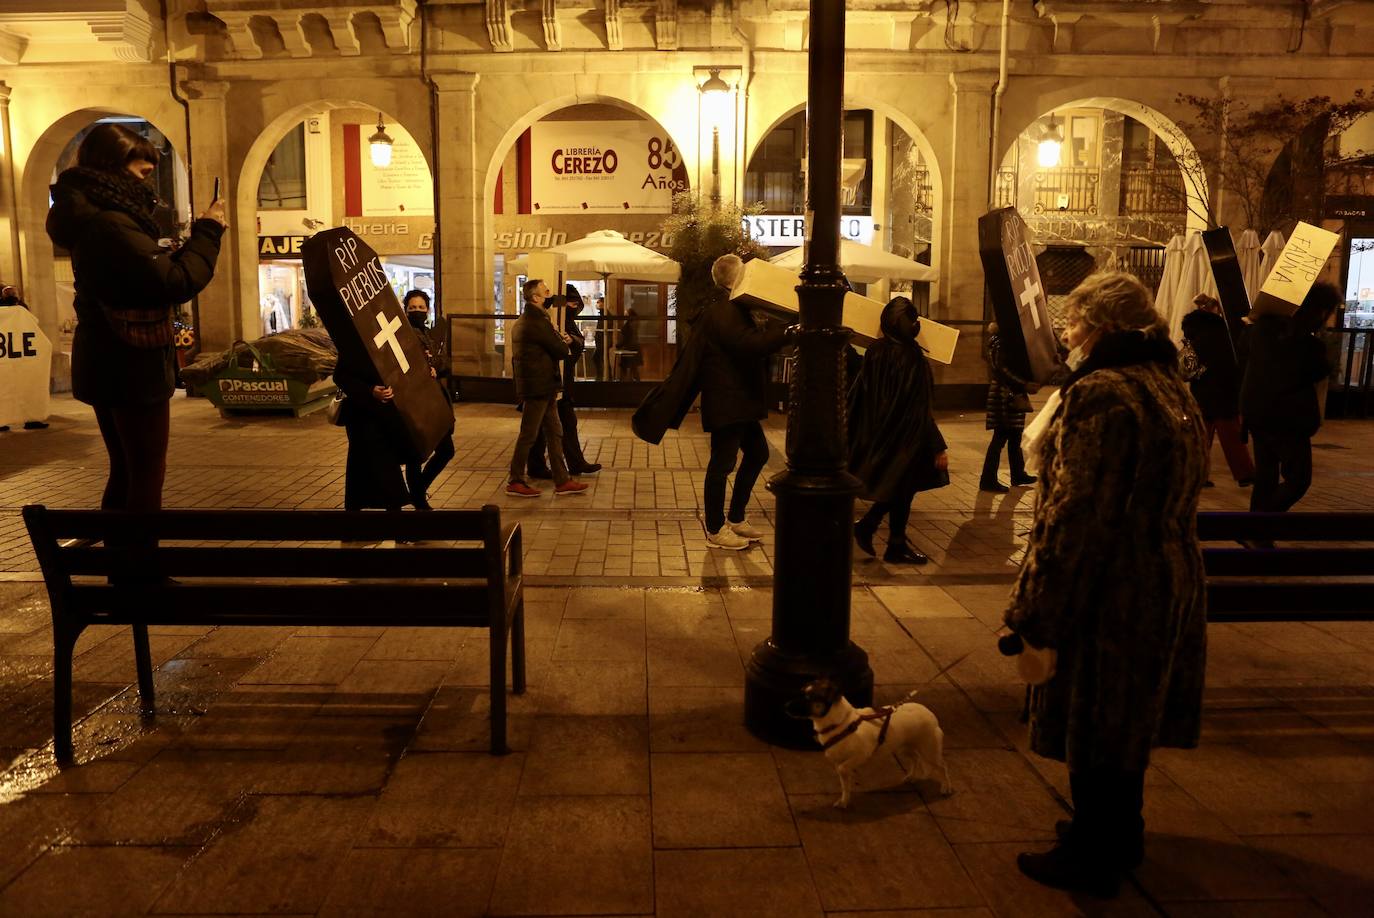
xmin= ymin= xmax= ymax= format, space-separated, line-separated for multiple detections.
xmin=506 ymin=481 xmax=542 ymax=498
xmin=554 ymin=480 xmax=589 ymax=496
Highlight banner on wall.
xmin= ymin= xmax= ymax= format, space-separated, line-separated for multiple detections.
xmin=0 ymin=306 xmax=52 ymax=427
xmin=345 ymin=124 xmax=434 ymax=218
xmin=530 ymin=120 xmax=688 ymax=214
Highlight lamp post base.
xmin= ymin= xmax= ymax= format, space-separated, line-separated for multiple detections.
xmin=744 ymin=639 xmax=873 ymax=748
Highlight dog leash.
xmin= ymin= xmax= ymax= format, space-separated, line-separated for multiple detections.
xmin=818 ymin=648 xmax=976 ymax=751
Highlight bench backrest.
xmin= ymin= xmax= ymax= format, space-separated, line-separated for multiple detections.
xmin=1197 ymin=511 xmax=1374 ymax=620
xmin=23 ymin=504 xmax=515 ymax=591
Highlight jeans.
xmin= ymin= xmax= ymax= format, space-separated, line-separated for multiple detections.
xmin=94 ymin=400 xmax=171 ymax=512
xmin=1204 ymin=417 xmax=1254 ymax=483
xmin=405 ymin=432 xmax=455 ymax=506
xmin=1249 ymin=429 xmax=1313 ymax=513
xmin=530 ymin=397 xmax=587 ymax=472
xmin=704 ymin=421 xmax=769 ymax=533
xmin=510 ymin=396 xmax=569 ymax=485
xmin=981 ymin=428 xmax=1026 ymax=483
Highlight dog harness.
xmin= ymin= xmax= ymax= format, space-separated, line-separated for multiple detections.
xmin=818 ymin=705 xmax=895 ymax=751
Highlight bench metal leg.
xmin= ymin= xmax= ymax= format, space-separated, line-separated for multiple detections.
xmin=511 ymin=597 xmax=527 ymax=696
xmin=132 ymin=624 xmax=155 ymax=716
xmin=52 ymin=623 xmax=79 ymax=764
xmin=489 ymin=621 xmax=508 ymax=756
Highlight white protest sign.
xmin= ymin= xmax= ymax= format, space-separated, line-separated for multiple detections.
xmin=0 ymin=306 xmax=52 ymax=426
xmin=1254 ymin=221 xmax=1340 ymax=315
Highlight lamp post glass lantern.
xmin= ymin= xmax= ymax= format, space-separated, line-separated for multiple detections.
xmin=368 ymin=113 xmax=395 ymax=169
xmin=1037 ymin=116 xmax=1064 ymax=169
xmin=698 ymin=69 xmax=732 ymax=205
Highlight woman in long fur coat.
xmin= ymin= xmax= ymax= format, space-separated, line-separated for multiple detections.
xmin=1006 ymin=272 xmax=1208 ymax=898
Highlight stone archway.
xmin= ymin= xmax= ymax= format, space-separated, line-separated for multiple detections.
xmin=742 ymin=96 xmax=946 ymax=306
xmin=1000 ymin=96 xmax=1209 ymax=238
xmin=235 ymin=100 xmax=434 ymax=340
xmin=18 ymin=107 xmax=187 ymax=386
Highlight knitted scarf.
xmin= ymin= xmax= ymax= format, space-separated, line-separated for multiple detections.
xmin=55 ymin=166 xmax=161 ymax=239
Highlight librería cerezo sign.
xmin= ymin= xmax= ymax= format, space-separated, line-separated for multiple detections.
xmin=743 ymin=215 xmax=875 ymax=247
xmin=531 ymin=121 xmax=688 ymax=214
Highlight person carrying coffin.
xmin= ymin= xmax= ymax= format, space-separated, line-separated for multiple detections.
xmin=980 ymin=320 xmax=1038 ymax=493
xmin=334 ymin=342 xmax=413 ymax=512
xmin=1181 ymin=294 xmax=1253 ymax=489
xmin=529 ymin=284 xmax=601 ymax=478
xmin=1240 ymin=282 xmax=1340 ymax=518
xmin=506 ymin=279 xmax=589 ymax=498
xmin=696 ymin=254 xmax=787 ymax=550
xmin=847 ymin=296 xmax=950 ymax=565
xmin=400 ymin=289 xmax=456 ymax=510
xmin=45 ymin=123 xmax=226 ymax=513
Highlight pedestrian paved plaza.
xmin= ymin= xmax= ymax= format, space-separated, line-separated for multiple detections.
xmin=0 ymin=395 xmax=1371 ymax=915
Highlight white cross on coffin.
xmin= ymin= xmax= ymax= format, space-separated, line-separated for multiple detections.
xmin=1018 ymin=272 xmax=1043 ymax=330
xmin=372 ymin=312 xmax=410 ymax=374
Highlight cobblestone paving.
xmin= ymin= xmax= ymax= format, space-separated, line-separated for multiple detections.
xmin=0 ymin=395 xmax=1371 ymax=915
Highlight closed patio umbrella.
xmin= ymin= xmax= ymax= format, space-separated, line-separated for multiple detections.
xmin=1170 ymin=231 xmax=1219 ymax=344
xmin=769 ymin=239 xmax=937 ymax=284
xmin=1236 ymin=229 xmax=1262 ymax=303
xmin=1259 ymin=229 xmax=1287 ymax=284
xmin=1154 ymin=234 xmax=1185 ymax=340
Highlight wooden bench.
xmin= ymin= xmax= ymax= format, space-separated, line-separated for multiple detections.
xmin=22 ymin=505 xmax=525 ymax=763
xmin=1199 ymin=511 xmax=1374 ymax=622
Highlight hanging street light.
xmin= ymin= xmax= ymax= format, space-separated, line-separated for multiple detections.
xmin=368 ymin=113 xmax=395 ymax=169
xmin=1037 ymin=115 xmax=1064 ymax=169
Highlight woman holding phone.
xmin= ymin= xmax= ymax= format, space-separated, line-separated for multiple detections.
xmin=46 ymin=123 xmax=226 ymax=513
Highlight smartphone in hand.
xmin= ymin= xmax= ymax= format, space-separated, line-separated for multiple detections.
xmin=212 ymin=177 xmax=221 ymax=203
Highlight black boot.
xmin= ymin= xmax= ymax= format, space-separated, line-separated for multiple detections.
xmin=883 ymin=542 xmax=928 ymax=565
xmin=854 ymin=524 xmax=876 ymax=558
xmin=979 ymin=478 xmax=1010 ymax=494
xmin=1016 ymin=843 xmax=1121 ymax=898
xmin=527 ymin=463 xmax=554 ymax=480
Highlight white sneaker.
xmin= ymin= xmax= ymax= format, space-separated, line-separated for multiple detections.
xmin=729 ymin=518 xmax=765 ymax=541
xmin=706 ymin=527 xmax=751 ymax=550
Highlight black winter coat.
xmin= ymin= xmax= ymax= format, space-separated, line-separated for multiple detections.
xmin=510 ymin=304 xmax=569 ymax=400
xmin=696 ymin=296 xmax=786 ymax=432
xmin=1181 ymin=308 xmax=1241 ymax=421
xmin=985 ymin=334 xmax=1033 ymax=431
xmin=1239 ymin=314 xmax=1330 ymax=437
xmin=333 ymin=353 xmax=411 ymax=510
xmin=848 ymin=306 xmax=949 ymax=501
xmin=46 ymin=168 xmax=223 ymax=406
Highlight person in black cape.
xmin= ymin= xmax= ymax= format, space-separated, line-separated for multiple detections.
xmin=847 ymin=296 xmax=949 ymax=565
xmin=333 ymin=346 xmax=412 ymax=512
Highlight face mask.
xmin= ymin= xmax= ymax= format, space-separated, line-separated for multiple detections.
xmin=407 ymin=311 xmax=427 ymax=328
xmin=1065 ymin=344 xmax=1089 ymax=370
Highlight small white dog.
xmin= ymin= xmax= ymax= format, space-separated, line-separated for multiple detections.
xmin=797 ymin=678 xmax=953 ymax=808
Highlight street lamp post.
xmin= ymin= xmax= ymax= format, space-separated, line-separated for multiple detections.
xmin=743 ymin=0 xmax=873 ymax=747
xmin=698 ymin=69 xmax=731 ymax=207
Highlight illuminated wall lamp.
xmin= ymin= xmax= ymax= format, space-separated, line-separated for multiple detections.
xmin=368 ymin=113 xmax=395 ymax=169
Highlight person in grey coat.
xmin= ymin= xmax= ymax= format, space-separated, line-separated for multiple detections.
xmin=505 ymin=278 xmax=588 ymax=498
xmin=1006 ymin=272 xmax=1207 ymax=898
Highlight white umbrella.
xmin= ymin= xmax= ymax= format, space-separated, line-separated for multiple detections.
xmin=506 ymin=229 xmax=681 ymax=283
xmin=1236 ymin=229 xmax=1262 ymax=303
xmin=1154 ymin=234 xmax=1185 ymax=337
xmin=1170 ymin=231 xmax=1219 ymax=344
xmin=769 ymin=239 xmax=937 ymax=284
xmin=1259 ymin=229 xmax=1287 ymax=284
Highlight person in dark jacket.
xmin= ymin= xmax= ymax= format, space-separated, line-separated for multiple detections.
xmin=696 ymin=254 xmax=786 ymax=550
xmin=619 ymin=306 xmax=643 ymax=381
xmin=1181 ymin=294 xmax=1253 ymax=488
xmin=1240 ymin=282 xmax=1340 ymax=515
xmin=529 ymin=284 xmax=601 ymax=478
xmin=333 ymin=347 xmax=412 ymax=512
xmin=45 ymin=122 xmax=225 ymax=513
xmin=848 ymin=296 xmax=949 ymax=564
xmin=980 ymin=321 xmax=1037 ymax=493
xmin=401 ymin=289 xmax=455 ymax=510
xmin=505 ymin=278 xmax=588 ymax=498
xmin=1007 ymin=272 xmax=1207 ymax=898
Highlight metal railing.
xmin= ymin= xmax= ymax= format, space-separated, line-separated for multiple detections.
xmin=1120 ymin=167 xmax=1188 ymax=222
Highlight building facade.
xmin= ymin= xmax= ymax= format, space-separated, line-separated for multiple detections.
xmin=2 ymin=0 xmax=1372 ymax=394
